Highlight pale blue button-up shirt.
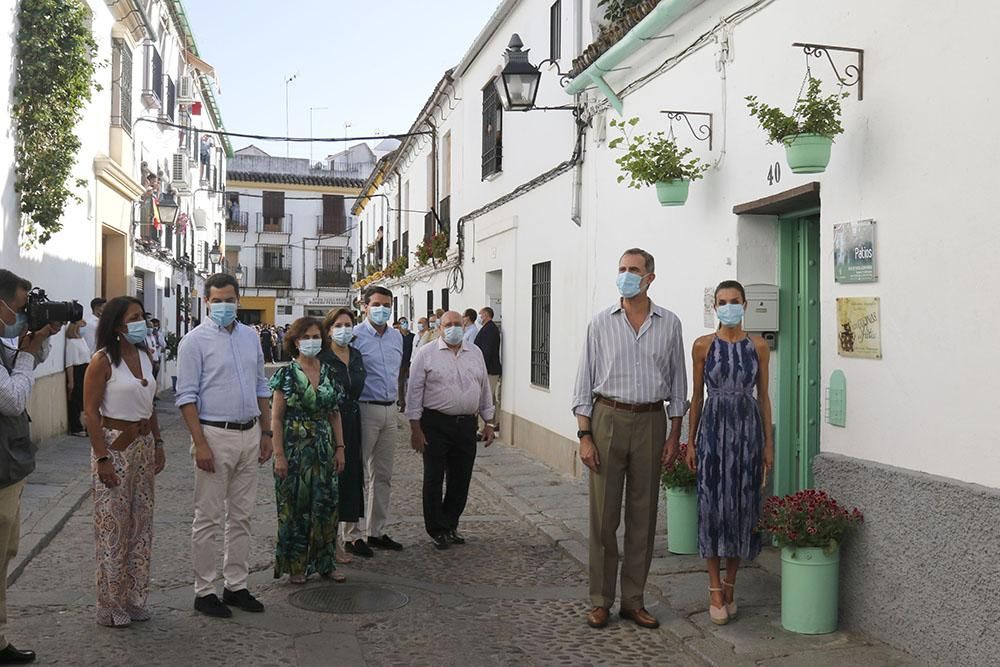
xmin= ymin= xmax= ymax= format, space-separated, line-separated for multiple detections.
xmin=353 ymin=318 xmax=403 ymax=402
xmin=175 ymin=319 xmax=269 ymax=422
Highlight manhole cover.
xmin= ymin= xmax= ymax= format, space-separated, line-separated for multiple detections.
xmin=288 ymin=583 xmax=409 ymax=614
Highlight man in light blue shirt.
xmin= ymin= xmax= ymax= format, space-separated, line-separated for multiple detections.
xmin=345 ymin=285 xmax=404 ymax=556
xmin=176 ymin=274 xmax=272 ymax=619
xmin=462 ymin=308 xmax=480 ymax=347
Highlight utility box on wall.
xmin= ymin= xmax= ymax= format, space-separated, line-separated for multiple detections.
xmin=744 ymin=283 xmax=779 ymax=332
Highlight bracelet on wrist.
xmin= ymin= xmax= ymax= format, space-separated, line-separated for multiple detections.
xmin=335 ymin=445 xmax=345 ymax=450
xmin=154 ymin=439 xmax=164 ymax=448
xmin=96 ymin=455 xmax=111 ymax=463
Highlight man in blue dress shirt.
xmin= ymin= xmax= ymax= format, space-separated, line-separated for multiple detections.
xmin=175 ymin=274 xmax=272 ymax=618
xmin=344 ymin=285 xmax=404 ymax=557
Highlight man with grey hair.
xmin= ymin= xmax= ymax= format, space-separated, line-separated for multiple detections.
xmin=572 ymin=247 xmax=688 ymax=630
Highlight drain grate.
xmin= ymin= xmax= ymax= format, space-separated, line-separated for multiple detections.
xmin=288 ymin=583 xmax=409 ymax=614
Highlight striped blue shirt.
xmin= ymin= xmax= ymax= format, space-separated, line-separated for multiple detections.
xmin=572 ymin=300 xmax=689 ymax=419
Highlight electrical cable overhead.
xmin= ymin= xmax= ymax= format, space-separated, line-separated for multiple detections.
xmin=133 ymin=117 xmax=433 ymax=144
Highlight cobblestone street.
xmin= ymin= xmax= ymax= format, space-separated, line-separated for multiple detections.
xmin=5 ymin=398 xmax=699 ymax=666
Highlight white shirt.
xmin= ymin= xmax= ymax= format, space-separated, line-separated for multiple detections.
xmin=101 ymin=350 xmax=155 ymax=421
xmin=82 ymin=313 xmax=100 ymax=354
xmin=64 ymin=337 xmax=91 ymax=368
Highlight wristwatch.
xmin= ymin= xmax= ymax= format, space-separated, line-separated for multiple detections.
xmin=96 ymin=455 xmax=111 ymax=463
xmin=577 ymin=430 xmax=593 ymax=439
xmin=261 ymin=430 xmax=274 ymax=437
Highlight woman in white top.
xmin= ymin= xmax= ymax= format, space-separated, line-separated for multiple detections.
xmin=83 ymin=296 xmax=165 ymax=627
xmin=64 ymin=320 xmax=91 ymax=436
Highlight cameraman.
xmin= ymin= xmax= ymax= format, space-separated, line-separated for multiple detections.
xmin=0 ymin=268 xmax=62 ymax=664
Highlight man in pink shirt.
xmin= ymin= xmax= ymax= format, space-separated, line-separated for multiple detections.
xmin=406 ymin=311 xmax=495 ymax=550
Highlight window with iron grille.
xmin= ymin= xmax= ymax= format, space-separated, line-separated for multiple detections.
xmin=531 ymin=261 xmax=552 ymax=387
xmin=257 ymin=245 xmax=291 ymax=286
xmin=316 ymin=248 xmax=349 ymax=288
xmin=143 ymin=43 xmax=162 ymax=106
xmin=440 ymin=288 xmax=449 ymax=312
xmin=426 ymin=290 xmax=434 ymax=318
xmin=202 ymin=241 xmax=209 ymax=271
xmin=111 ymin=39 xmax=132 ymax=132
xmin=165 ymin=76 xmax=176 ymax=121
xmin=423 ymin=211 xmax=435 ymax=243
xmin=550 ymin=1 xmax=562 ymax=61
xmin=438 ymin=195 xmax=451 ymax=242
xmin=482 ymin=78 xmax=503 ymax=179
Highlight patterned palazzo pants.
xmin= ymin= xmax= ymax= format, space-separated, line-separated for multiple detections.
xmin=93 ymin=429 xmax=155 ymax=626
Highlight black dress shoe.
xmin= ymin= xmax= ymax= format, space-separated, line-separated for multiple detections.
xmin=430 ymin=533 xmax=450 ymax=550
xmin=223 ymin=588 xmax=264 ymax=613
xmin=0 ymin=644 xmax=35 ymax=664
xmin=346 ymin=538 xmax=374 ymax=558
xmin=447 ymin=529 xmax=466 ymax=545
xmin=368 ymin=534 xmax=404 ymax=551
xmin=193 ymin=594 xmax=232 ymax=618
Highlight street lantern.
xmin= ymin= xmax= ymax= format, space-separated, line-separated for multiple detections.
xmin=235 ymin=263 xmax=244 ymax=282
xmin=208 ymin=241 xmax=222 ymax=269
xmin=496 ymin=34 xmax=542 ymax=111
xmin=343 ymin=256 xmax=354 ymax=276
xmin=157 ymin=190 xmax=180 ymax=225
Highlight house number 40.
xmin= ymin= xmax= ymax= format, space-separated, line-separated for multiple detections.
xmin=767 ymin=162 xmax=781 ymax=186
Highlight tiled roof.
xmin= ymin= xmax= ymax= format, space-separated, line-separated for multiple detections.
xmin=227 ymin=171 xmax=364 ymax=189
xmin=570 ymin=0 xmax=660 ymax=77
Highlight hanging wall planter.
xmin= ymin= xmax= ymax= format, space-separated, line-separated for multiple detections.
xmin=746 ymin=77 xmax=848 ymax=175
xmin=758 ymin=489 xmax=864 ymax=635
xmin=609 ymin=117 xmax=708 ymax=208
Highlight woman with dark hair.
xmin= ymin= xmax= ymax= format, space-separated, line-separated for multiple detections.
xmin=319 ymin=307 xmax=367 ymax=562
xmin=686 ymin=280 xmax=774 ymax=626
xmin=82 ymin=296 xmax=165 ymax=627
xmin=269 ymin=316 xmax=346 ymax=583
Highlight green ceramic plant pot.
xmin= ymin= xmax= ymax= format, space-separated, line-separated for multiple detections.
xmin=780 ymin=545 xmax=840 ymax=634
xmin=665 ymin=486 xmax=698 ymax=554
xmin=655 ymin=179 xmax=690 ymax=207
xmin=782 ymin=134 xmax=833 ymax=174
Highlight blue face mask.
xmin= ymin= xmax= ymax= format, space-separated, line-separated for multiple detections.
xmin=298 ymin=339 xmax=323 ymax=357
xmin=124 ymin=321 xmax=148 ymax=344
xmin=717 ymin=303 xmax=745 ymax=327
xmin=0 ymin=301 xmax=27 ymax=339
xmin=331 ymin=326 xmax=353 ymax=347
xmin=616 ymin=272 xmax=645 ymax=298
xmin=368 ymin=305 xmax=391 ymax=326
xmin=443 ymin=324 xmax=464 ymax=346
xmin=210 ymin=302 xmax=238 ymax=328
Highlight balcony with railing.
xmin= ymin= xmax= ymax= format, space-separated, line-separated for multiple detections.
xmin=255 ymin=266 xmax=292 ymax=287
xmin=257 ymin=212 xmax=292 ymax=234
xmin=316 ymin=214 xmax=348 ymax=237
xmin=316 ymin=269 xmax=352 ymax=288
xmin=227 ymin=211 xmax=248 ymax=232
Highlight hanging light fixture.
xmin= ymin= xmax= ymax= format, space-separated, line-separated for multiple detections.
xmin=208 ymin=241 xmax=222 ymax=268
xmin=235 ymin=263 xmax=244 ymax=281
xmin=157 ymin=190 xmax=180 ymax=225
xmin=496 ymin=34 xmax=543 ymax=111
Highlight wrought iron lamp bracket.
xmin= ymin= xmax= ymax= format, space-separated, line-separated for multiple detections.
xmin=536 ymin=58 xmax=574 ymax=89
xmin=792 ymin=42 xmax=864 ymax=100
xmin=659 ymin=111 xmax=713 ymax=151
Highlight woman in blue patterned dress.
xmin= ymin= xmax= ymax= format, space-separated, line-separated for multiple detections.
xmin=686 ymin=281 xmax=774 ymax=625
xmin=269 ymin=317 xmax=346 ymax=584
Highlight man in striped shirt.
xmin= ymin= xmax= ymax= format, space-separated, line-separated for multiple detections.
xmin=572 ymin=248 xmax=688 ymax=630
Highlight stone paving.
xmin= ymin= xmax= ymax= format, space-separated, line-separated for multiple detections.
xmin=5 ymin=398 xmax=700 ymax=666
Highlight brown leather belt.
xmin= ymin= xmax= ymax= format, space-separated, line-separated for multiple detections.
xmin=595 ymin=396 xmax=664 ymax=414
xmin=102 ymin=416 xmax=152 ymax=451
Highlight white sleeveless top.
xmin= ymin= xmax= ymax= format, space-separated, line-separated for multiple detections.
xmin=100 ymin=349 xmax=156 ymax=421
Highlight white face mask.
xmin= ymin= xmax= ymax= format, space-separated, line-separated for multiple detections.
xmin=298 ymin=339 xmax=323 ymax=357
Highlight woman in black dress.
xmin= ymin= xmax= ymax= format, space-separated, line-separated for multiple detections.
xmin=320 ymin=307 xmax=366 ymax=563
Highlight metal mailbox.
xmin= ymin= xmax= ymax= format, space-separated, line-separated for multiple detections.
xmin=744 ymin=283 xmax=779 ymax=332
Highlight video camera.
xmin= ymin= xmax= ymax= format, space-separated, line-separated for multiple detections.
xmin=27 ymin=288 xmax=84 ymax=332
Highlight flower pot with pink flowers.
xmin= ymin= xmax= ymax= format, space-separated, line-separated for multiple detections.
xmin=660 ymin=443 xmax=698 ymax=555
xmin=758 ymin=489 xmax=864 ymax=634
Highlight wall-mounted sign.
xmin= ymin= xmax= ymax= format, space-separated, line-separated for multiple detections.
xmin=296 ymin=294 xmax=351 ymax=307
xmin=836 ymin=297 xmax=881 ymax=359
xmin=834 ymin=219 xmax=877 ymax=283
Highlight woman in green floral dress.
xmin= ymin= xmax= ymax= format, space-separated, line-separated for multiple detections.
xmin=269 ymin=317 xmax=346 ymax=584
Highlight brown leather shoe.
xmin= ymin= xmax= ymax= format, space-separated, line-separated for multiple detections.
xmin=620 ymin=607 xmax=660 ymax=629
xmin=587 ymin=606 xmax=610 ymax=628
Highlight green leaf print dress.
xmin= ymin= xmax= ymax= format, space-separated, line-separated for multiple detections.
xmin=270 ymin=360 xmax=345 ymax=578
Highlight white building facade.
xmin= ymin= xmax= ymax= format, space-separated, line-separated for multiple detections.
xmin=226 ymin=148 xmax=362 ymax=326
xmin=1 ymin=0 xmax=227 ymax=437
xmin=353 ymin=1 xmax=1000 ymax=662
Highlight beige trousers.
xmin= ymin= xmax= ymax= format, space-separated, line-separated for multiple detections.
xmin=191 ymin=424 xmax=260 ymax=597
xmin=344 ymin=404 xmax=398 ymax=541
xmin=0 ymin=480 xmax=24 ymax=649
xmin=480 ymin=375 xmax=501 ymax=432
xmin=588 ymin=401 xmax=666 ymax=610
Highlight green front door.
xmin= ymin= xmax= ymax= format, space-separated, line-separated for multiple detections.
xmin=775 ymin=213 xmax=821 ymax=496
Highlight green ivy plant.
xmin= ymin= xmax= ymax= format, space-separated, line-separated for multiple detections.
xmin=13 ymin=0 xmax=102 ymax=246
xmin=609 ymin=117 xmax=708 ymax=188
xmin=745 ymin=77 xmax=849 ymax=144
xmin=598 ymin=0 xmax=645 ymax=24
